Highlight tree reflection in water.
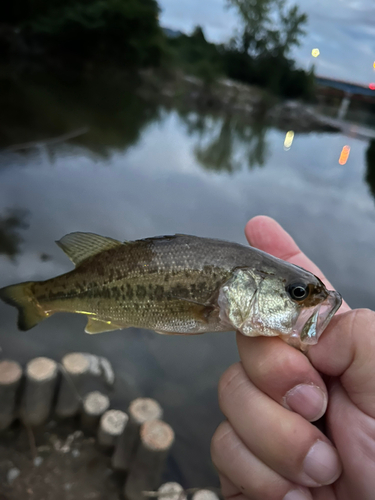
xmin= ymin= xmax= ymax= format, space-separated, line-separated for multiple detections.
xmin=365 ymin=139 xmax=375 ymax=200
xmin=179 ymin=111 xmax=269 ymax=173
xmin=0 ymin=209 xmax=29 ymax=260
xmin=0 ymin=73 xmax=160 ymax=158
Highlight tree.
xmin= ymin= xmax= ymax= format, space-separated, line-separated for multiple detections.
xmin=2 ymin=0 xmax=165 ymax=68
xmin=227 ymin=0 xmax=307 ymax=58
xmin=366 ymin=139 xmax=375 ymax=200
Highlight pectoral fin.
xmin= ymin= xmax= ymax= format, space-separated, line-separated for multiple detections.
xmin=85 ymin=317 xmax=125 ymax=334
xmin=173 ymin=297 xmax=217 ymax=323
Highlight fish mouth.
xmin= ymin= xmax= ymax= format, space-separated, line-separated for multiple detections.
xmin=292 ymin=290 xmax=342 ymax=346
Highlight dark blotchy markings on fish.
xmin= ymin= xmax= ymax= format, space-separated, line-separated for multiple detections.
xmin=7 ymin=234 xmax=240 ymax=333
xmin=0 ymin=232 xmax=342 ymax=348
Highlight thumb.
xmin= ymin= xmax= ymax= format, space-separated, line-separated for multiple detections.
xmin=308 ymin=308 xmax=375 ymax=418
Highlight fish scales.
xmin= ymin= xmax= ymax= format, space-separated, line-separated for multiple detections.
xmin=30 ymin=235 xmax=250 ymax=333
xmin=0 ymin=233 xmax=342 ymax=348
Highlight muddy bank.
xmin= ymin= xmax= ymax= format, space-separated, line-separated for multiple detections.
xmin=0 ymin=419 xmax=123 ymax=500
xmin=139 ymin=71 xmax=340 ymax=134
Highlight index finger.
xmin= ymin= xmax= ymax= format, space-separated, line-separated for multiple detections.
xmin=245 ymin=216 xmax=351 ymax=313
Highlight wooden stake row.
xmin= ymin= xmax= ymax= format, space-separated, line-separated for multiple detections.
xmin=0 ymin=356 xmax=175 ymax=500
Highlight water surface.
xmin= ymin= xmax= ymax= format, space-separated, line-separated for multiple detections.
xmin=1 ymin=75 xmax=375 ymax=487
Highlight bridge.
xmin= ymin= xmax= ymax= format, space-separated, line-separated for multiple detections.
xmin=316 ymin=76 xmax=375 ymax=99
xmin=315 ymin=76 xmax=375 ymax=120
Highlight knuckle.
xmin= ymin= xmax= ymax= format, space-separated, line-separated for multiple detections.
xmin=353 ymin=308 xmax=375 ymax=328
xmin=218 ymin=363 xmax=246 ymax=404
xmin=259 ymin=347 xmax=309 ymax=382
xmin=211 ymin=421 xmax=233 ymax=461
xmin=248 ymin=483 xmax=289 ymax=500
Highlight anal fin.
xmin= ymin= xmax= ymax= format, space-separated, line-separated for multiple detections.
xmin=154 ymin=329 xmax=204 ymax=336
xmin=85 ymin=317 xmax=125 ymax=334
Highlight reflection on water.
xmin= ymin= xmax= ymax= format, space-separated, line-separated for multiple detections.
xmin=179 ymin=111 xmax=268 ymax=173
xmin=0 ymin=73 xmax=159 ymax=157
xmin=365 ymin=140 xmax=375 ymax=199
xmin=1 ymin=73 xmax=375 ymax=488
xmin=0 ymin=208 xmax=29 ymax=260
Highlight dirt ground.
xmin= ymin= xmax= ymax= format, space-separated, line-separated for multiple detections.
xmin=0 ymin=419 xmax=124 ymax=500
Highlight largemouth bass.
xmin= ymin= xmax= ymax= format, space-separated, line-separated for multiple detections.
xmin=0 ymin=232 xmax=342 ymax=349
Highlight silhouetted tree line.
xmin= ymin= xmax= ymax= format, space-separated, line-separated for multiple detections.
xmin=167 ymin=0 xmax=314 ymax=99
xmin=0 ymin=0 xmax=314 ymax=99
xmin=1 ymin=0 xmax=164 ymax=67
xmin=167 ymin=28 xmax=315 ymax=99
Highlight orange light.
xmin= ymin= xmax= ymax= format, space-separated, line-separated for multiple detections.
xmin=369 ymin=83 xmax=375 ymax=90
xmin=339 ymin=145 xmax=350 ymax=165
xmin=373 ymin=61 xmax=375 ymax=69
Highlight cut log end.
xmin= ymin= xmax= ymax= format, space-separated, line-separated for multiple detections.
xmin=141 ymin=419 xmax=174 ymax=451
xmin=83 ymin=391 xmax=110 ymax=416
xmin=158 ymin=482 xmax=186 ymax=500
xmin=192 ymin=490 xmax=220 ymax=500
xmin=26 ymin=357 xmax=57 ymax=382
xmin=0 ymin=360 xmax=22 ymax=385
xmin=130 ymin=398 xmax=163 ymax=425
xmin=100 ymin=410 xmax=128 ymax=436
xmin=62 ymin=352 xmax=90 ymax=374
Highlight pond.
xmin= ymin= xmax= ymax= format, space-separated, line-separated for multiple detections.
xmin=1 ymin=73 xmax=375 ymax=488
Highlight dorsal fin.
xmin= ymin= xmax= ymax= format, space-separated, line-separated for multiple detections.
xmin=56 ymin=232 xmax=122 ymax=266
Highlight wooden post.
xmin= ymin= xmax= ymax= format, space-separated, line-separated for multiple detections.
xmin=82 ymin=353 xmax=115 ymax=387
xmin=124 ymin=419 xmax=175 ymax=500
xmin=192 ymin=491 xmax=220 ymax=500
xmin=97 ymin=409 xmax=128 ymax=448
xmin=112 ymin=398 xmax=163 ymax=471
xmin=55 ymin=353 xmax=90 ymax=418
xmin=0 ymin=360 xmax=22 ymax=430
xmin=158 ymin=482 xmax=186 ymax=500
xmin=21 ymin=357 xmax=58 ymax=426
xmin=81 ymin=391 xmax=110 ymax=432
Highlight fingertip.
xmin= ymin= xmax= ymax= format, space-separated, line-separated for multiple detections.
xmin=236 ymin=333 xmax=328 ymax=421
xmin=245 ymin=215 xmax=278 ymax=245
xmin=245 ymin=216 xmax=301 ymax=261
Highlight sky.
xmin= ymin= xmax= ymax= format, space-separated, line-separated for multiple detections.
xmin=158 ymin=0 xmax=375 ymax=86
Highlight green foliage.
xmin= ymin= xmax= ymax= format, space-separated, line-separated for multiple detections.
xmin=227 ymin=0 xmax=307 ymax=58
xmin=166 ymin=26 xmax=223 ymax=85
xmin=166 ymin=2 xmax=312 ymax=99
xmin=221 ymin=49 xmax=315 ymax=99
xmin=2 ymin=0 xmax=313 ymax=99
xmin=4 ymin=0 xmax=164 ymax=67
xmin=220 ymin=0 xmax=312 ymax=99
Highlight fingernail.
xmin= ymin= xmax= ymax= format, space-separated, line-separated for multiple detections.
xmin=284 ymin=384 xmax=327 ymax=421
xmin=303 ymin=440 xmax=342 ymax=485
xmin=283 ymin=489 xmax=311 ymax=500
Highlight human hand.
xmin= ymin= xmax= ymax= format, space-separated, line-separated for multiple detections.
xmin=211 ymin=216 xmax=375 ymax=500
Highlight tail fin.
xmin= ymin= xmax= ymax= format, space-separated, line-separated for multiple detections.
xmin=0 ymin=282 xmax=49 ymax=331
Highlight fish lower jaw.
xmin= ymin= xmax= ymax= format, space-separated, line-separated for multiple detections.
xmin=219 ymin=313 xmax=283 ymax=338
xmin=238 ymin=322 xmax=286 ymax=338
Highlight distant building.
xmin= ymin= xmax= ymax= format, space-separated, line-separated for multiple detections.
xmin=316 ymin=76 xmax=375 ymax=103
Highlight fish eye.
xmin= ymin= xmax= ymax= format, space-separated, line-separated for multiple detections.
xmin=286 ymin=283 xmax=310 ymax=302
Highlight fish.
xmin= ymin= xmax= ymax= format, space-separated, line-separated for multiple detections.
xmin=0 ymin=232 xmax=342 ymax=350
